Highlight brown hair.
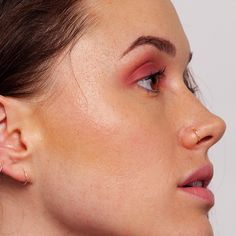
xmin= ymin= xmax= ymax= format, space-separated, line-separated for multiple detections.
xmin=0 ymin=0 xmax=93 ymax=98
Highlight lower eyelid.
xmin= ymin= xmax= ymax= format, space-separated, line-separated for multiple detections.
xmin=137 ymin=85 xmax=160 ymax=97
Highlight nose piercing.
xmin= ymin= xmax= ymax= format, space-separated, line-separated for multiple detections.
xmin=192 ymin=128 xmax=201 ymax=143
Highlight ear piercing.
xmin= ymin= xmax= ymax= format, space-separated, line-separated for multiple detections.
xmin=0 ymin=164 xmax=30 ymax=185
xmin=0 ymin=162 xmax=3 ymax=174
xmin=192 ymin=128 xmax=201 ymax=143
xmin=23 ymin=169 xmax=30 ymax=185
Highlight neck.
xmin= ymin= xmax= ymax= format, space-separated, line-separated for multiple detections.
xmin=0 ymin=178 xmax=79 ymax=236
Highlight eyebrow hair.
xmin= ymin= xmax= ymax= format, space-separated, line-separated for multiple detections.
xmin=121 ymin=35 xmax=177 ymax=58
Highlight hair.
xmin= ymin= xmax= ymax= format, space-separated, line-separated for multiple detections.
xmin=0 ymin=0 xmax=93 ymax=98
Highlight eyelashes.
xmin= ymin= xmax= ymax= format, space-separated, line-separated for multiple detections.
xmin=183 ymin=68 xmax=199 ymax=95
xmin=136 ymin=67 xmax=166 ymax=94
xmin=136 ymin=66 xmax=199 ymax=96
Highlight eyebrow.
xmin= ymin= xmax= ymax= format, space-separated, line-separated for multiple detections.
xmin=121 ymin=35 xmax=177 ymax=58
xmin=121 ymin=35 xmax=193 ymax=64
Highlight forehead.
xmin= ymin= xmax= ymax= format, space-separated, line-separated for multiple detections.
xmin=89 ymin=0 xmax=190 ymax=59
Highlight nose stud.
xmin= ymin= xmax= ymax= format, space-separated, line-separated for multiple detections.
xmin=192 ymin=128 xmax=201 ymax=143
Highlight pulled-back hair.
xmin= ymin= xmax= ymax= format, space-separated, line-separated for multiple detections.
xmin=0 ymin=0 xmax=92 ymax=97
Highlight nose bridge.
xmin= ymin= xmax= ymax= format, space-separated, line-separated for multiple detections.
xmin=177 ymin=93 xmax=226 ymax=150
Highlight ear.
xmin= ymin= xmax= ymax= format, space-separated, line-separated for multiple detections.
xmin=0 ymin=96 xmax=32 ymax=184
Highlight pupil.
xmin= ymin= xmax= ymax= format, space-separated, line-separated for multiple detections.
xmin=151 ymin=77 xmax=158 ymax=89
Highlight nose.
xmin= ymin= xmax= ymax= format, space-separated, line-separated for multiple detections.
xmin=179 ymin=103 xmax=226 ymax=150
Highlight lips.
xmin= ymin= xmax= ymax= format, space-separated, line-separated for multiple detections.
xmin=178 ymin=164 xmax=214 ymax=206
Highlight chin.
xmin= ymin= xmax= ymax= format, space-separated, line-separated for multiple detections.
xmin=177 ymin=215 xmax=214 ymax=236
xmin=147 ymin=214 xmax=214 ymax=236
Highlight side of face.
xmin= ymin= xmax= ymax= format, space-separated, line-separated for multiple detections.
xmin=29 ymin=1 xmax=226 ymax=235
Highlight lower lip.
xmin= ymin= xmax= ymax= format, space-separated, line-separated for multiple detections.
xmin=179 ymin=187 xmax=215 ymax=206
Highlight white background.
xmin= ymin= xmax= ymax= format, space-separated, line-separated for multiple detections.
xmin=172 ymin=1 xmax=236 ymax=235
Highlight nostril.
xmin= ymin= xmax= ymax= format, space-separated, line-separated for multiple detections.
xmin=198 ymin=135 xmax=213 ymax=144
xmin=179 ymin=126 xmax=218 ymax=149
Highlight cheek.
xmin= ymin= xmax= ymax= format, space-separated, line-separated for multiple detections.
xmin=35 ymin=87 xmax=177 ymax=234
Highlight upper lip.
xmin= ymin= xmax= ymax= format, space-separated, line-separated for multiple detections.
xmin=178 ymin=163 xmax=214 ymax=188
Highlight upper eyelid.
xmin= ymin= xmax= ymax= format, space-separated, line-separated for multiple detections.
xmin=119 ymin=46 xmax=167 ymax=79
xmin=119 ymin=47 xmax=192 ymax=87
xmin=127 ymin=62 xmax=160 ymax=82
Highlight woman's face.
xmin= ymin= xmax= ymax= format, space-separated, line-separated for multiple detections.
xmin=32 ymin=0 xmax=226 ymax=235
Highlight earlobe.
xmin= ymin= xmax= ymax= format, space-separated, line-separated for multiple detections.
xmin=0 ymin=98 xmax=32 ymax=185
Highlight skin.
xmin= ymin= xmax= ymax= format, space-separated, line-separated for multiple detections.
xmin=0 ymin=0 xmax=226 ymax=235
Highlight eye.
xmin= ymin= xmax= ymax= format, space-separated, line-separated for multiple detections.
xmin=183 ymin=68 xmax=199 ymax=95
xmin=136 ymin=67 xmax=166 ymax=94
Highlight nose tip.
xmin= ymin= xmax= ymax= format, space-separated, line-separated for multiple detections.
xmin=213 ymin=115 xmax=226 ymax=144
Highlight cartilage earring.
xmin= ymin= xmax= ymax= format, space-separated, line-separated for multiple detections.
xmin=192 ymin=128 xmax=201 ymax=143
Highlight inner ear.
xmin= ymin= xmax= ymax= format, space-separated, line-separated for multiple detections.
xmin=5 ymin=129 xmax=27 ymax=153
xmin=0 ymin=108 xmax=27 ymax=154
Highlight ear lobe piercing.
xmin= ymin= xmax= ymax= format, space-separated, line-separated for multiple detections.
xmin=0 ymin=162 xmax=3 ymax=174
xmin=0 ymin=164 xmax=30 ymax=185
xmin=192 ymin=128 xmax=201 ymax=143
xmin=23 ymin=169 xmax=30 ymax=185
